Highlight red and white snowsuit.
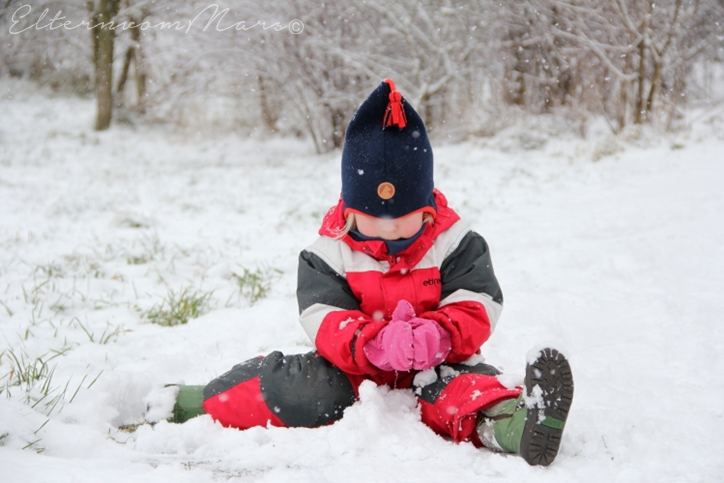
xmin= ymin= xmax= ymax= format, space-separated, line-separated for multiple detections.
xmin=203 ymin=191 xmax=521 ymax=446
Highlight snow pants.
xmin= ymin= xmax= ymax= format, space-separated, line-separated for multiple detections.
xmin=202 ymin=351 xmax=521 ymax=445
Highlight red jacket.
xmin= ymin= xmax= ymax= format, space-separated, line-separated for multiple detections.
xmin=296 ymin=190 xmax=503 ymax=383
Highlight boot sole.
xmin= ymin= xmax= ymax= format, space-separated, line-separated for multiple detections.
xmin=520 ymin=348 xmax=574 ymax=466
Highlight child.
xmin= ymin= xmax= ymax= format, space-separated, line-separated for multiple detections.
xmin=168 ymin=79 xmax=574 ymax=467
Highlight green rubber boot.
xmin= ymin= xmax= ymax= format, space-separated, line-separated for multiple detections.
xmin=477 ymin=395 xmax=528 ymax=454
xmin=168 ymin=385 xmax=206 ymax=423
xmin=477 ymin=348 xmax=574 ymax=466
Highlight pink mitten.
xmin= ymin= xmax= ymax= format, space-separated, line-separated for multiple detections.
xmin=391 ymin=300 xmax=451 ymax=369
xmin=364 ymin=300 xmax=451 ymax=372
xmin=409 ymin=317 xmax=452 ymax=370
xmin=363 ymin=320 xmax=414 ymax=371
xmin=364 ymin=300 xmax=416 ymax=371
xmin=391 ymin=299 xmax=416 ymax=322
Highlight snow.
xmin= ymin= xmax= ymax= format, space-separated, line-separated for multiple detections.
xmin=2 ymin=80 xmax=724 ymax=482
xmin=412 ymin=369 xmax=437 ymax=388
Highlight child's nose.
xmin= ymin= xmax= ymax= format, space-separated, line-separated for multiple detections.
xmin=378 ymin=219 xmax=397 ymax=234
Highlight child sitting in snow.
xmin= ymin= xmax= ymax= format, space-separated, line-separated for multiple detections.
xmin=166 ymin=79 xmax=574 ymax=466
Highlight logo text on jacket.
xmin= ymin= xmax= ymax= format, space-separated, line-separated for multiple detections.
xmin=422 ymin=278 xmax=442 ymax=286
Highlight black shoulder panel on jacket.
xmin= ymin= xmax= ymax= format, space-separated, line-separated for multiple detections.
xmin=439 ymin=231 xmax=503 ymax=305
xmin=297 ymin=249 xmax=361 ymax=315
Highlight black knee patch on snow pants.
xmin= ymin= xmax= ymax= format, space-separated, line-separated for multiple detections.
xmin=204 ymin=351 xmax=357 ymax=428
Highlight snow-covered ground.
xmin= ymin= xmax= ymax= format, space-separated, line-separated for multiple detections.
xmin=1 ymin=81 xmax=724 ymax=482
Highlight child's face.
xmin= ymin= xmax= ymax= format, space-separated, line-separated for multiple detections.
xmin=355 ymin=212 xmax=424 ymax=241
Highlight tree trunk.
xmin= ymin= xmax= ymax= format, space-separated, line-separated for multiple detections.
xmin=258 ymin=76 xmax=278 ymax=131
xmin=634 ymin=37 xmax=647 ymax=124
xmin=132 ymin=23 xmax=147 ymax=113
xmin=91 ymin=0 xmax=120 ymax=131
xmin=634 ymin=2 xmax=653 ymax=125
xmin=511 ymin=46 xmax=526 ymax=107
xmin=419 ymin=91 xmax=433 ymax=132
xmin=645 ymin=59 xmax=661 ymax=119
xmin=116 ymin=45 xmax=134 ymax=106
xmin=330 ymin=108 xmax=345 ymax=149
xmin=116 ymin=19 xmax=145 ymax=112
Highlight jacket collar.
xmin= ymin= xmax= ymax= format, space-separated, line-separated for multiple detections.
xmin=319 ymin=189 xmax=460 ymax=269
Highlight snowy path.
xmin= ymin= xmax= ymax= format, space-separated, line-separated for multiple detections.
xmin=1 ymin=86 xmax=723 ymax=482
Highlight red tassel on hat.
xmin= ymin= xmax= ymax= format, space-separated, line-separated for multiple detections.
xmin=383 ymin=78 xmax=407 ymax=129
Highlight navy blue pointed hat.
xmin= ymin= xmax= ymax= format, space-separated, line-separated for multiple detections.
xmin=341 ymin=79 xmax=436 ymax=219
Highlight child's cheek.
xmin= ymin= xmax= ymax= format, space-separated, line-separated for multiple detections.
xmin=401 ymin=221 xmax=423 ymax=238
